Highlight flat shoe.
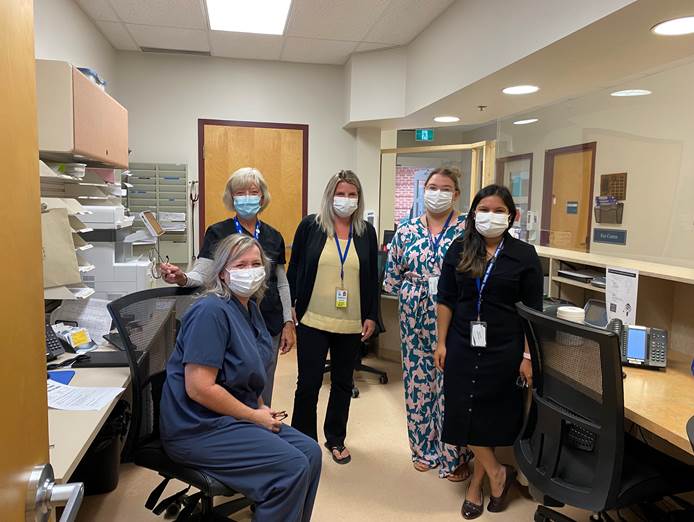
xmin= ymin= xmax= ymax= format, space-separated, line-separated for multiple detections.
xmin=324 ymin=442 xmax=351 ymax=465
xmin=461 ymin=487 xmax=484 ymax=520
xmin=487 ymin=465 xmax=517 ymax=513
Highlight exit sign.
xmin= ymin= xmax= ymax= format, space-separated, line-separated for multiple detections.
xmin=415 ymin=128 xmax=435 ymax=141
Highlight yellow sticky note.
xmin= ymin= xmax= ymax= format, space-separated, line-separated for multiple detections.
xmin=69 ymin=329 xmax=90 ymax=348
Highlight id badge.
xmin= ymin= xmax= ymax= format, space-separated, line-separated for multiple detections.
xmin=428 ymin=276 xmax=439 ymax=297
xmin=335 ymin=288 xmax=348 ymax=309
xmin=470 ymin=321 xmax=487 ymax=348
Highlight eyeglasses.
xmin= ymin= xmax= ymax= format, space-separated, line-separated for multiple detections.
xmin=515 ymin=376 xmax=529 ymax=389
xmin=148 ymin=247 xmax=169 ymax=279
xmin=272 ymin=410 xmax=288 ymax=421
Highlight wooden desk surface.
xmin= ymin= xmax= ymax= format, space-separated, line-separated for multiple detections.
xmin=623 ymin=349 xmax=694 ymax=456
xmin=48 ymin=350 xmax=130 ymax=483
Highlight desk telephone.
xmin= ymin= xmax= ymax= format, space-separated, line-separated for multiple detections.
xmin=607 ymin=319 xmax=668 ymax=370
xmin=45 ymin=323 xmax=66 ymax=361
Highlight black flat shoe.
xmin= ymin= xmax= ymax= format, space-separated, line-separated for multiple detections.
xmin=487 ymin=465 xmax=517 ymax=513
xmin=461 ymin=487 xmax=484 ymax=520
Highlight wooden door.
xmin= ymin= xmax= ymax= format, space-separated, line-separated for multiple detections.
xmin=0 ymin=0 xmax=51 ymax=519
xmin=198 ymin=120 xmax=307 ymax=258
xmin=542 ymin=143 xmax=596 ymax=252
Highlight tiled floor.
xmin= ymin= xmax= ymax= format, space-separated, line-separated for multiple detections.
xmin=77 ymin=351 xmax=649 ymax=521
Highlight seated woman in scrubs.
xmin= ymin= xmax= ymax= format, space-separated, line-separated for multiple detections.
xmin=159 ymin=234 xmax=321 ymax=522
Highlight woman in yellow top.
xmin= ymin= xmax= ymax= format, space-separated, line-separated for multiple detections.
xmin=287 ymin=170 xmax=379 ymax=464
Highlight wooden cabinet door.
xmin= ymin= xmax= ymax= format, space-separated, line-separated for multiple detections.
xmin=72 ymin=67 xmax=128 ymax=168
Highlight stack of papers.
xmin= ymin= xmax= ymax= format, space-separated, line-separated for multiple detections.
xmin=159 ymin=212 xmax=186 ymax=232
xmin=47 ymin=380 xmax=124 ymax=411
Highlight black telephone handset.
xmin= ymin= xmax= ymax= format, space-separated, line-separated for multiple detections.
xmin=45 ymin=323 xmax=66 ymax=362
xmin=607 ymin=318 xmax=668 ymax=370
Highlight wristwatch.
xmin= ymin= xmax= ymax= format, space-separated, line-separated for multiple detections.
xmin=523 ymin=352 xmax=532 ymax=360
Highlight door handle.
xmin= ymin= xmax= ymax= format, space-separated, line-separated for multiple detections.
xmin=26 ymin=464 xmax=84 ymax=522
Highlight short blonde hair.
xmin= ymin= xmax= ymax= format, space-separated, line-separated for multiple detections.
xmin=222 ymin=167 xmax=271 ymax=213
xmin=205 ymin=234 xmax=270 ymax=302
xmin=316 ymin=170 xmax=366 ymax=237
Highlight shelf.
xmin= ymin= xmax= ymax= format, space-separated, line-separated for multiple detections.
xmin=551 ymin=276 xmax=606 ymax=294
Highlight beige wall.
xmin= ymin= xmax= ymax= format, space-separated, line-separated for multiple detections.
xmin=33 ymin=0 xmax=116 ymax=85
xmin=497 ymin=58 xmax=694 ymax=268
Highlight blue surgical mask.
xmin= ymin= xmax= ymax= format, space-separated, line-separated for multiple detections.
xmin=234 ymin=195 xmax=261 ymax=218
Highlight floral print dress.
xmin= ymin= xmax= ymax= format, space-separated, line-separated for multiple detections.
xmin=383 ymin=213 xmax=468 ymax=477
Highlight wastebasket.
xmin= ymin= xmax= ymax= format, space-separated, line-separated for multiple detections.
xmin=71 ymin=399 xmax=131 ymax=495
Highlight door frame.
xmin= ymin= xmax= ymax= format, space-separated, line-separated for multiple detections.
xmin=197 ymin=118 xmax=309 ymax=243
xmin=495 ymin=152 xmax=534 ymax=208
xmin=541 ymin=142 xmax=597 ymax=248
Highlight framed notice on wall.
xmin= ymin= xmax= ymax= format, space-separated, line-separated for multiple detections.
xmin=600 ymin=172 xmax=628 ymax=200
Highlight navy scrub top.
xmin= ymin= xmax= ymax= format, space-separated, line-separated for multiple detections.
xmin=160 ymin=293 xmax=273 ymax=441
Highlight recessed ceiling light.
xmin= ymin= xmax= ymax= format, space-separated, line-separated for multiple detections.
xmin=434 ymin=116 xmax=460 ymax=123
xmin=651 ymin=16 xmax=694 ymax=36
xmin=513 ymin=118 xmax=539 ymax=125
xmin=610 ymin=89 xmax=652 ymax=97
xmin=502 ymin=85 xmax=539 ymax=95
xmin=206 ymin=0 xmax=292 ymax=35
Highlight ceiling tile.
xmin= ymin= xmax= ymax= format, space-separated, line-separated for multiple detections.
xmin=95 ymin=21 xmax=139 ymax=51
xmin=355 ymin=41 xmax=397 ymax=52
xmin=210 ymin=31 xmax=284 ymax=61
xmin=364 ymin=0 xmax=455 ymax=45
xmin=126 ymin=24 xmax=210 ymax=52
xmin=286 ymin=0 xmax=390 ymax=41
xmin=76 ymin=0 xmax=120 ymax=22
xmin=110 ymin=0 xmax=206 ymax=29
xmin=281 ymin=37 xmax=357 ymax=65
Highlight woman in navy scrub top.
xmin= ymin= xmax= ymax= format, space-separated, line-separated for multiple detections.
xmin=160 ymin=234 xmax=321 ymax=522
xmin=435 ymin=185 xmax=543 ymax=519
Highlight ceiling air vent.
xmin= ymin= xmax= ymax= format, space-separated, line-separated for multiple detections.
xmin=140 ymin=47 xmax=211 ymax=57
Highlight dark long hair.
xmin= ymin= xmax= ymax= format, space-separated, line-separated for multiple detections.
xmin=457 ymin=184 xmax=517 ymax=277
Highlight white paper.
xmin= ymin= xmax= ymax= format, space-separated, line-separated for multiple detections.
xmin=606 ymin=267 xmax=639 ymax=325
xmin=158 ymin=211 xmax=186 ymax=222
xmin=47 ymin=380 xmax=124 ymax=411
xmin=51 ymin=298 xmax=113 ymax=344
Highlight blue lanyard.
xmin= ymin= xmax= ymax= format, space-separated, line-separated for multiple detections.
xmin=475 ymin=240 xmax=505 ymax=320
xmin=334 ymin=224 xmax=353 ymax=284
xmin=234 ymin=217 xmax=260 ymax=240
xmin=426 ymin=211 xmax=454 ymax=256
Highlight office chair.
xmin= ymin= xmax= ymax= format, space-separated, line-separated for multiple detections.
xmin=515 ymin=303 xmax=694 ymax=522
xmin=108 ymin=287 xmax=252 ymax=521
xmin=688 ymin=416 xmax=694 ymax=453
xmin=323 ymin=251 xmax=389 ymax=398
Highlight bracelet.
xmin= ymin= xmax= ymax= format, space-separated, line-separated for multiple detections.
xmin=523 ymin=352 xmax=532 ymax=360
xmin=181 ymin=273 xmax=188 ymax=286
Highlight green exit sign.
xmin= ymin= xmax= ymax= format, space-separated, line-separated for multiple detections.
xmin=415 ymin=128 xmax=435 ymax=141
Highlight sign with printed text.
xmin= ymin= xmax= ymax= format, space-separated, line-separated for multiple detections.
xmin=593 ymin=228 xmax=627 ymax=245
xmin=415 ymin=128 xmax=435 ymax=141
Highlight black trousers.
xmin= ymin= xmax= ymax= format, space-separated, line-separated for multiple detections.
xmin=291 ymin=323 xmax=360 ymax=446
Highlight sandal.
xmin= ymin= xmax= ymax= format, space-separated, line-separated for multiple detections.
xmin=324 ymin=442 xmax=351 ymax=464
xmin=414 ymin=461 xmax=435 ymax=472
xmin=446 ymin=462 xmax=472 ymax=482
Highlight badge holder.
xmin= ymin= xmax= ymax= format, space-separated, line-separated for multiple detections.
xmin=471 ymin=321 xmax=487 ymax=348
xmin=335 ymin=287 xmax=348 ymax=309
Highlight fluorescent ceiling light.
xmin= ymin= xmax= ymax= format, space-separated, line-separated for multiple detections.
xmin=434 ymin=116 xmax=460 ymax=123
xmin=651 ymin=16 xmax=694 ymax=36
xmin=206 ymin=0 xmax=292 ymax=35
xmin=502 ymin=85 xmax=539 ymax=95
xmin=513 ymin=118 xmax=539 ymax=125
xmin=610 ymin=89 xmax=652 ymax=97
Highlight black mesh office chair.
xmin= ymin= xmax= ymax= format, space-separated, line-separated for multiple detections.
xmin=108 ymin=287 xmax=252 ymax=521
xmin=323 ymin=251 xmax=389 ymax=398
xmin=688 ymin=416 xmax=694 ymax=453
xmin=515 ymin=303 xmax=694 ymax=522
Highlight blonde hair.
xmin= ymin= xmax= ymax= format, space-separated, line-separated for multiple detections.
xmin=205 ymin=234 xmax=270 ymax=302
xmin=222 ymin=167 xmax=271 ymax=213
xmin=316 ymin=170 xmax=366 ymax=237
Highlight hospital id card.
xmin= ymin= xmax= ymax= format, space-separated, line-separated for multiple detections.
xmin=335 ymin=288 xmax=348 ymax=309
xmin=428 ymin=276 xmax=439 ymax=297
xmin=470 ymin=321 xmax=487 ymax=348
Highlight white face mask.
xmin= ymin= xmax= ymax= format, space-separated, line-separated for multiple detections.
xmin=333 ymin=196 xmax=358 ymax=218
xmin=475 ymin=211 xmax=510 ymax=238
xmin=225 ymin=266 xmax=266 ymax=297
xmin=424 ymin=189 xmax=454 ymax=214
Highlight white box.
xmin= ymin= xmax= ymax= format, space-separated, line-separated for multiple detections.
xmin=80 ymin=205 xmax=125 ymax=224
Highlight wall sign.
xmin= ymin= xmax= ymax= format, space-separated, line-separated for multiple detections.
xmin=566 ymin=201 xmax=578 ymax=214
xmin=415 ymin=128 xmax=435 ymax=141
xmin=593 ymin=228 xmax=627 ymax=245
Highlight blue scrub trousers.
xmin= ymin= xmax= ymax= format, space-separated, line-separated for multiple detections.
xmin=164 ymin=423 xmax=321 ymax=522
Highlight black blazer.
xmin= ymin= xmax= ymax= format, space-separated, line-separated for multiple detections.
xmin=287 ymin=214 xmax=379 ymax=324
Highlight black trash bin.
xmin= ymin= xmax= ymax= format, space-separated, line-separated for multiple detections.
xmin=72 ymin=399 xmax=131 ymax=495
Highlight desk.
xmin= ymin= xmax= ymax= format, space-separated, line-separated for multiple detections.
xmin=48 ymin=350 xmax=130 ymax=483
xmin=623 ymin=349 xmax=694 ymax=456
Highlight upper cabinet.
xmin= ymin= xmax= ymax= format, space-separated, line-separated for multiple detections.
xmin=36 ymin=60 xmax=128 ymax=168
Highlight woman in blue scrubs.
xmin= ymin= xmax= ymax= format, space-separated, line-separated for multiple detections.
xmin=160 ymin=234 xmax=322 ymax=522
